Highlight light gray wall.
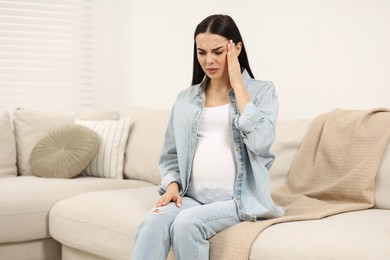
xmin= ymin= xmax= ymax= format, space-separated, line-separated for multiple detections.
xmin=94 ymin=0 xmax=390 ymax=119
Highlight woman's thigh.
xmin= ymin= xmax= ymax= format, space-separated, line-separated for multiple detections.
xmin=140 ymin=196 xmax=202 ymax=228
xmin=173 ymin=200 xmax=240 ymax=237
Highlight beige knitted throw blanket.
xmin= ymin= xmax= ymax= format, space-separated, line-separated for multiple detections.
xmin=209 ymin=108 xmax=390 ymax=260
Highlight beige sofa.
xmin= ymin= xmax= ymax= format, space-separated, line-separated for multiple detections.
xmin=1 ymin=107 xmax=389 ymax=260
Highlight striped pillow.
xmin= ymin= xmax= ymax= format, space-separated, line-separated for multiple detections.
xmin=75 ymin=117 xmax=131 ymax=179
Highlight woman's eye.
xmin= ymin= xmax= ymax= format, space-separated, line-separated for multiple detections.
xmin=198 ymin=52 xmax=206 ymax=56
xmin=215 ymin=52 xmax=223 ymax=55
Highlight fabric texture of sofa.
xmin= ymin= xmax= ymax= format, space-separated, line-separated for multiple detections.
xmin=1 ymin=106 xmax=389 ymax=260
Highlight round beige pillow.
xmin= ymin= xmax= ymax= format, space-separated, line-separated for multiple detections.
xmin=30 ymin=124 xmax=99 ymax=178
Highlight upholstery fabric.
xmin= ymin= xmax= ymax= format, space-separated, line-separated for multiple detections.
xmin=75 ymin=117 xmax=131 ymax=179
xmin=250 ymin=209 xmax=390 ymax=259
xmin=13 ymin=108 xmax=119 ymax=176
xmin=0 ymin=176 xmax=152 ymax=243
xmin=269 ymin=119 xmax=311 ymax=191
xmin=4 ymin=106 xmax=390 ymax=260
xmin=0 ymin=238 xmax=61 ymax=260
xmin=123 ymin=107 xmax=171 ymax=185
xmin=0 ymin=110 xmax=17 ymax=177
xmin=30 ymin=125 xmax=99 ymax=178
xmin=49 ymin=188 xmax=390 ymax=260
xmin=209 ymin=108 xmax=390 ymax=260
xmin=50 ymin=187 xmax=159 ymax=260
xmin=374 ymin=142 xmax=390 ymax=209
xmin=271 ymin=119 xmax=390 ymax=209
xmin=62 ymin=246 xmax=109 ymax=260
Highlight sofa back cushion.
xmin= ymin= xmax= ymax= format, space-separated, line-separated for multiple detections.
xmin=0 ymin=110 xmax=17 ymax=177
xmin=122 ymin=106 xmax=390 ymax=210
xmin=374 ymin=142 xmax=390 ymax=209
xmin=13 ymin=108 xmax=120 ymax=176
xmin=269 ymin=119 xmax=312 ymax=191
xmin=122 ymin=108 xmax=312 ymax=187
xmin=123 ymin=107 xmax=170 ymax=185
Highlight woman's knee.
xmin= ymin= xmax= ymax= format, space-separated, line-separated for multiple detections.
xmin=136 ymin=210 xmax=171 ymax=238
xmin=171 ymin=209 xmax=204 ymax=239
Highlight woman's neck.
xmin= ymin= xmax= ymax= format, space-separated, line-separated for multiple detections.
xmin=204 ymin=78 xmax=231 ymax=107
xmin=207 ymin=73 xmax=230 ymax=91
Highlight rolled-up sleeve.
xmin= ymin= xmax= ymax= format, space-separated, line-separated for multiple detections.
xmin=233 ymin=82 xmax=278 ymax=156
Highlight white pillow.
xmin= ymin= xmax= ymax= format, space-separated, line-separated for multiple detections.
xmin=75 ymin=117 xmax=131 ymax=179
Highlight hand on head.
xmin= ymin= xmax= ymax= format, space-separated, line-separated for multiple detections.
xmin=226 ymin=40 xmax=244 ymax=90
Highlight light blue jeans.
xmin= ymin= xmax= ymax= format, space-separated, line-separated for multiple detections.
xmin=132 ymin=197 xmax=240 ymax=260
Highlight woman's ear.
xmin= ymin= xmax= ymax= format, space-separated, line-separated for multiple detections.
xmin=235 ymin=42 xmax=243 ymax=56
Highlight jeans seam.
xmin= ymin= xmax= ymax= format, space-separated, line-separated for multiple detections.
xmin=158 ymin=232 xmax=171 ymax=259
xmin=202 ymin=213 xmax=239 ymax=223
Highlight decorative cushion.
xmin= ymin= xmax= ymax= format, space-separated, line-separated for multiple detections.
xmin=0 ymin=110 xmax=17 ymax=177
xmin=13 ymin=108 xmax=120 ymax=176
xmin=30 ymin=125 xmax=100 ymax=178
xmin=75 ymin=117 xmax=131 ymax=179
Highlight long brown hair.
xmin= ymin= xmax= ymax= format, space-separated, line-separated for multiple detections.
xmin=191 ymin=14 xmax=254 ymax=85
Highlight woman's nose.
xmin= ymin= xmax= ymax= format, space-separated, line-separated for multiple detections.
xmin=206 ymin=54 xmax=214 ymax=64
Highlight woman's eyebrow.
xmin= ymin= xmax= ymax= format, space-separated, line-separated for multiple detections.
xmin=212 ymin=46 xmax=224 ymax=51
xmin=197 ymin=46 xmax=225 ymax=52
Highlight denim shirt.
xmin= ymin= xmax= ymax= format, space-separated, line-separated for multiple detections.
xmin=158 ymin=70 xmax=285 ymax=221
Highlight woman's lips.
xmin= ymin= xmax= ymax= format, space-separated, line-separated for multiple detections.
xmin=207 ymin=68 xmax=218 ymax=74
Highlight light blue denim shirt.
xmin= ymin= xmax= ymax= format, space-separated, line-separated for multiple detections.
xmin=158 ymin=70 xmax=285 ymax=221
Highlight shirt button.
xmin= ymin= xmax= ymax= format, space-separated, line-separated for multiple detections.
xmin=236 ymin=147 xmax=241 ymax=152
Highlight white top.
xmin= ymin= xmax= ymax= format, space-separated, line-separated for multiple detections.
xmin=186 ymin=104 xmax=236 ymax=204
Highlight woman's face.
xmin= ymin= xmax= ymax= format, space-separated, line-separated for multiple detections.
xmin=195 ymin=32 xmax=229 ymax=80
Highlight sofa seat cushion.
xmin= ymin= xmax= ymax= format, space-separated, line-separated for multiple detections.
xmin=50 ymin=188 xmax=390 ymax=260
xmin=250 ymin=209 xmax=390 ymax=259
xmin=0 ymin=176 xmax=152 ymax=243
xmin=0 ymin=238 xmax=61 ymax=260
xmin=49 ymin=186 xmax=159 ymax=260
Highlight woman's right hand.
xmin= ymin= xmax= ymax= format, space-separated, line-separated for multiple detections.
xmin=157 ymin=182 xmax=182 ymax=208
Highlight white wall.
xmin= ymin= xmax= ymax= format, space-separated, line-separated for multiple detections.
xmin=95 ymin=0 xmax=390 ymax=119
xmin=91 ymin=0 xmax=123 ymax=112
